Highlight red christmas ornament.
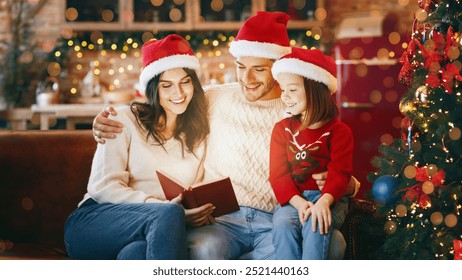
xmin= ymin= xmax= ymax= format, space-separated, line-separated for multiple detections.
xmin=401 ymin=117 xmax=413 ymax=130
xmin=402 ymin=167 xmax=445 ymax=207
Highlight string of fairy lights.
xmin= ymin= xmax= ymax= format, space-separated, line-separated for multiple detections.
xmin=48 ymin=29 xmax=321 ymax=99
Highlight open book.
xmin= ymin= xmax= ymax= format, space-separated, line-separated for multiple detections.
xmin=156 ymin=170 xmax=240 ymax=217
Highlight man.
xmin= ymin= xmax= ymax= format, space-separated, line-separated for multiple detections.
xmin=93 ymin=11 xmax=358 ymax=259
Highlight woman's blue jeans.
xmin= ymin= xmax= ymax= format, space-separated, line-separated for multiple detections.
xmin=272 ymin=190 xmax=349 ymax=260
xmin=64 ymin=198 xmax=187 ymax=260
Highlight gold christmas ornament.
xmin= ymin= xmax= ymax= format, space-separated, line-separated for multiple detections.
xmin=404 ymin=165 xmax=417 ymax=179
xmin=384 ymin=220 xmax=397 ymax=234
xmin=395 ymin=204 xmax=407 ymax=217
xmin=415 ymin=85 xmax=428 ymax=105
xmin=455 ymin=32 xmax=461 ymax=44
xmin=399 ymin=99 xmax=416 ymax=115
xmin=449 ymin=127 xmax=461 ymax=140
xmin=422 ymin=180 xmax=435 ymax=194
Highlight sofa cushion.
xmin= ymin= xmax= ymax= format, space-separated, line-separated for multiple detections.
xmin=0 ymin=130 xmax=96 ymax=258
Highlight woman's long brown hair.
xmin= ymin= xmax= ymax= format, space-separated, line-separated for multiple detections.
xmin=130 ymin=68 xmax=209 ymax=155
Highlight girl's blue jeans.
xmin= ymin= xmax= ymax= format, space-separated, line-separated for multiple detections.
xmin=272 ymin=190 xmax=349 ymax=260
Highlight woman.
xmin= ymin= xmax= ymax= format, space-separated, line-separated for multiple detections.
xmin=64 ymin=34 xmax=212 ymax=260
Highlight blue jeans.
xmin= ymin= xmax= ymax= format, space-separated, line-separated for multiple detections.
xmin=272 ymin=190 xmax=349 ymax=260
xmin=187 ymin=205 xmax=346 ymax=260
xmin=64 ymin=198 xmax=187 ymax=260
xmin=187 ymin=206 xmax=274 ymax=259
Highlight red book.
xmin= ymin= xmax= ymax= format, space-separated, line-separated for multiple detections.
xmin=156 ymin=170 xmax=240 ymax=217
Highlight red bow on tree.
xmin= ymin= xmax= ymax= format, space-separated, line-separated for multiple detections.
xmin=399 ymin=50 xmax=414 ymax=86
xmin=418 ymin=0 xmax=439 ymax=12
xmin=403 ymin=167 xmax=445 ymax=207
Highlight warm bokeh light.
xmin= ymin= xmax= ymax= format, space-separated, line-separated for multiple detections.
xmin=47 ymin=62 xmax=61 ymax=77
xmin=355 ymin=64 xmax=368 ymax=77
xmin=380 ymin=133 xmax=394 ymax=145
xmin=65 ymin=7 xmax=78 ymax=21
xmin=151 ymin=0 xmax=164 ymax=7
xmin=396 ymin=204 xmax=407 ymax=217
xmin=385 ymin=90 xmax=398 ymax=103
xmin=388 ymin=32 xmax=401 ymax=45
xmin=430 ymin=212 xmax=443 ymax=225
xmin=415 ymin=9 xmax=428 ymax=22
xmin=445 ymin=214 xmax=458 ymax=228
xmin=422 ymin=181 xmax=435 ymax=194
xmin=315 ymin=8 xmax=327 ymax=21
xmin=449 ymin=127 xmax=461 ymax=140
xmin=384 ymin=220 xmax=397 ymax=234
xmin=211 ymin=0 xmax=224 ymax=12
xmin=102 ymin=9 xmax=115 ymax=22
xmin=370 ymin=90 xmax=382 ymax=104
xmin=404 ymin=165 xmax=417 ymax=179
xmin=169 ymin=8 xmax=182 ymax=22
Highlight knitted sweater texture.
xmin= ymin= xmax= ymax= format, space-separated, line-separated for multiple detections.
xmin=204 ymin=83 xmax=285 ymax=213
xmin=270 ymin=117 xmax=354 ymax=205
xmin=80 ymin=105 xmax=205 ymax=206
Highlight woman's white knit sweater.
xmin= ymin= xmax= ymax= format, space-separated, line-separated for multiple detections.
xmin=204 ymin=83 xmax=285 ymax=213
xmin=80 ymin=105 xmax=205 ymax=206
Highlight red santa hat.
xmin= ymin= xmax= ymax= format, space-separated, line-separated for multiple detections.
xmin=139 ymin=34 xmax=200 ymax=94
xmin=229 ymin=11 xmax=291 ymax=60
xmin=272 ymin=48 xmax=338 ymax=93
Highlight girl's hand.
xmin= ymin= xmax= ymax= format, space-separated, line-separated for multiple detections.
xmin=289 ymin=195 xmax=311 ymax=225
xmin=301 ymin=201 xmax=314 ymax=225
xmin=308 ymin=194 xmax=333 ymax=234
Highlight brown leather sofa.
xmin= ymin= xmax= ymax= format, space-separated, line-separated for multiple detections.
xmin=0 ymin=130 xmax=376 ymax=260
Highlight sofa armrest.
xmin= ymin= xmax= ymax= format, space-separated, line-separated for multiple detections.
xmin=341 ymin=198 xmax=376 ymax=260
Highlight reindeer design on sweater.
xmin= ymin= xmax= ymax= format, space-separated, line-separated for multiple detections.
xmin=285 ymin=127 xmax=330 ymax=184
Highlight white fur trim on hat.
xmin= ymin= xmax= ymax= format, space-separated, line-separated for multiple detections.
xmin=229 ymin=40 xmax=291 ymax=60
xmin=139 ymin=54 xmax=200 ymax=94
xmin=272 ymin=58 xmax=338 ymax=93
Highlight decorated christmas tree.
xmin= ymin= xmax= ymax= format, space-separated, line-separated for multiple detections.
xmin=368 ymin=0 xmax=462 ymax=259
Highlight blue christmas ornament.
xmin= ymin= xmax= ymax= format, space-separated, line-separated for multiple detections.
xmin=372 ymin=175 xmax=399 ymax=205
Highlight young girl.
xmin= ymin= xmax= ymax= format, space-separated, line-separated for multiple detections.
xmin=269 ymin=47 xmax=354 ymax=260
xmin=64 ymin=34 xmax=213 ymax=260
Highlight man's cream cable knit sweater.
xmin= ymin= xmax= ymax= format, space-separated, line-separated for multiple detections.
xmin=203 ymin=83 xmax=285 ymax=213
